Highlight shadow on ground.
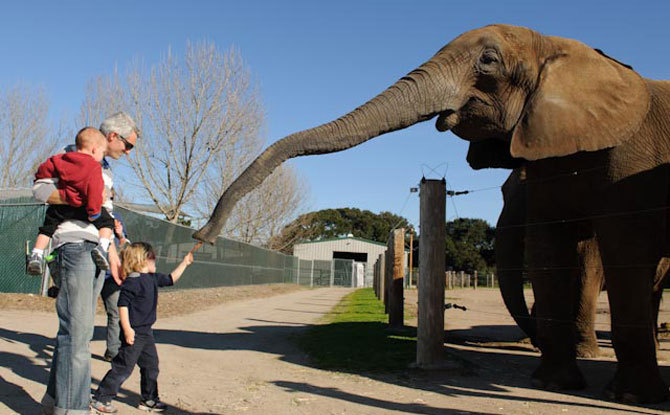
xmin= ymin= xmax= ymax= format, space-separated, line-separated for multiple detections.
xmin=0 ymin=327 xmax=219 ymax=415
xmin=97 ymin=319 xmax=669 ymax=414
xmin=4 ymin=314 xmax=670 ymax=414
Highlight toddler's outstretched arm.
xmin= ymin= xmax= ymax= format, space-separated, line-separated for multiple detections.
xmin=170 ymin=252 xmax=194 ymax=284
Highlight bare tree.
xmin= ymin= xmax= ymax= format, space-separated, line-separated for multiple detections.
xmin=81 ymin=41 xmax=307 ymax=239
xmin=196 ymin=163 xmax=308 ymax=245
xmin=0 ymin=85 xmax=59 ymax=188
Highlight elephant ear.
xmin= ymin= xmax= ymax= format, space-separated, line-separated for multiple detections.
xmin=510 ymin=39 xmax=650 ymax=160
xmin=467 ymin=139 xmax=524 ymax=170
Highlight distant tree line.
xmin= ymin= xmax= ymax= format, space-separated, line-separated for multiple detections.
xmin=267 ymin=208 xmax=409 ymax=253
xmin=270 ymin=208 xmax=496 ymax=274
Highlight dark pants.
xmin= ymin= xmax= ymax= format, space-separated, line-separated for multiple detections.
xmin=94 ymin=329 xmax=159 ymax=403
xmin=40 ymin=205 xmax=114 ymax=237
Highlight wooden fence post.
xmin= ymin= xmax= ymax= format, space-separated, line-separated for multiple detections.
xmin=474 ymin=270 xmax=478 ymax=290
xmin=388 ymin=228 xmax=405 ymax=327
xmin=417 ymin=179 xmax=446 ymax=367
xmin=379 ymin=253 xmax=386 ymax=307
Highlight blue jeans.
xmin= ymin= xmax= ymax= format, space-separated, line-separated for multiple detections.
xmin=43 ymin=241 xmax=104 ymax=415
xmin=100 ymin=277 xmax=121 ymax=357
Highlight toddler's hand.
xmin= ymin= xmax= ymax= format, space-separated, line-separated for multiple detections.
xmin=125 ymin=328 xmax=135 ymax=345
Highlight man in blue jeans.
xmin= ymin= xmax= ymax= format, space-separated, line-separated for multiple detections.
xmin=34 ymin=112 xmax=139 ymax=415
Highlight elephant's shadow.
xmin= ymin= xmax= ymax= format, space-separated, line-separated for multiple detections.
xmin=119 ymin=322 xmax=670 ymax=413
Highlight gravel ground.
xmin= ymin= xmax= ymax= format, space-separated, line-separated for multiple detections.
xmin=1 ymin=286 xmax=669 ymax=415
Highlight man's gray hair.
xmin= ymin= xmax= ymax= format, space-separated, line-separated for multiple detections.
xmin=100 ymin=112 xmax=141 ymax=138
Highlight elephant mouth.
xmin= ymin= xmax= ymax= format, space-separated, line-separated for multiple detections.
xmin=435 ymin=109 xmax=460 ymax=132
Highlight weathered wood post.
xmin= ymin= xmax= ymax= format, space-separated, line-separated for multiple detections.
xmin=417 ymin=178 xmax=446 ymax=367
xmin=408 ymin=229 xmax=414 ymax=287
xmin=384 ymin=249 xmax=391 ymax=313
xmin=389 ymin=228 xmax=405 ymax=327
xmin=379 ymin=253 xmax=386 ymax=306
xmin=474 ymin=270 xmax=478 ymax=290
xmin=374 ymin=258 xmax=379 ymax=298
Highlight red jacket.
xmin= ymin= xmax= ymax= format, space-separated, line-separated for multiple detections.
xmin=35 ymin=152 xmax=104 ymax=218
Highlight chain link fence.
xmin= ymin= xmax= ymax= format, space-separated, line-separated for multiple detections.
xmin=0 ymin=189 xmax=356 ymax=294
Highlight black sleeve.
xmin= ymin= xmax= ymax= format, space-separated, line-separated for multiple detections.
xmin=155 ymin=273 xmax=175 ymax=287
xmin=118 ymin=280 xmax=138 ymax=307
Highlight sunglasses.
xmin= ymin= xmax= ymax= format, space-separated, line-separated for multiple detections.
xmin=116 ymin=133 xmax=134 ymax=151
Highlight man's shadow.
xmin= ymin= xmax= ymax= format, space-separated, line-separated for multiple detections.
xmin=0 ymin=327 xmax=219 ymax=414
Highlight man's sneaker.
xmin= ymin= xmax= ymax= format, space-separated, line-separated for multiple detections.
xmin=138 ymin=399 xmax=167 ymax=412
xmin=91 ymin=245 xmax=110 ymax=270
xmin=90 ymin=399 xmax=117 ymax=414
xmin=26 ymin=253 xmax=44 ymax=275
xmin=103 ymin=350 xmax=117 ymax=362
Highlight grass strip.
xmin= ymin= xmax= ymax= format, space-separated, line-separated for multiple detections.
xmin=297 ymin=288 xmax=417 ymax=372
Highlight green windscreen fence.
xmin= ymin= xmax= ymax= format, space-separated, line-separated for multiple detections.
xmin=0 ymin=189 xmax=354 ymax=294
xmin=0 ymin=190 xmax=47 ymax=294
xmin=117 ymin=206 xmax=299 ymax=290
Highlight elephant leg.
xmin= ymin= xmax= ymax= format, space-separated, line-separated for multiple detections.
xmin=527 ymin=221 xmax=585 ymax=390
xmin=574 ymin=238 xmax=604 ymax=358
xmin=496 ymin=169 xmax=536 ymax=344
xmin=652 ymin=257 xmax=670 ymax=349
xmin=595 ymin=218 xmax=669 ymax=403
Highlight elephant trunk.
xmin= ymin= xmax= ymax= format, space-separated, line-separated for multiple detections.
xmin=194 ymin=56 xmax=463 ymax=242
xmin=497 ymin=257 xmax=536 ymax=342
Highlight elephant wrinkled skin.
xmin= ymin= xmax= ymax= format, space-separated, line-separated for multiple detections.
xmin=196 ymin=25 xmax=670 ymax=403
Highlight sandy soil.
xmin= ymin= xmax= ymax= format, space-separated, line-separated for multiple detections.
xmin=1 ymin=285 xmax=669 ymax=415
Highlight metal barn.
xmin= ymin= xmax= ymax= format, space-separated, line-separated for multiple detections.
xmin=293 ymin=235 xmax=389 ymax=287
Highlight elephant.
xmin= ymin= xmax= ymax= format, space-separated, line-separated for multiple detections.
xmin=496 ymin=167 xmax=668 ymax=358
xmin=195 ymin=24 xmax=670 ymax=403
xmin=497 ymin=167 xmax=604 ymax=358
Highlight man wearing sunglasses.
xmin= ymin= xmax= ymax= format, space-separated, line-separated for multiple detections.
xmin=34 ymin=112 xmax=140 ymax=415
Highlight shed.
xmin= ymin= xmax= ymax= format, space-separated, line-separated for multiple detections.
xmin=293 ymin=235 xmax=397 ymax=287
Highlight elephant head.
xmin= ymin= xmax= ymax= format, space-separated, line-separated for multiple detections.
xmin=194 ymin=24 xmax=650 ymax=243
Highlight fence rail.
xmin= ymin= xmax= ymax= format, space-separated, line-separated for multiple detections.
xmin=405 ymin=268 xmax=499 ymax=289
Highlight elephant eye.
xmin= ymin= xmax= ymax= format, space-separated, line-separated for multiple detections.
xmin=480 ymin=50 xmax=499 ymax=65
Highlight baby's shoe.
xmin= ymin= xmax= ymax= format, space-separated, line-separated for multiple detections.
xmin=90 ymin=399 xmax=117 ymax=414
xmin=91 ymin=245 xmax=110 ymax=270
xmin=26 ymin=252 xmax=44 ymax=275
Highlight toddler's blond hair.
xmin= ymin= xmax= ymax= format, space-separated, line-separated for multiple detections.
xmin=120 ymin=242 xmax=156 ymax=277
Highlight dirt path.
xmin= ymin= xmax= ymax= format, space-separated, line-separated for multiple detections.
xmin=1 ymin=287 xmax=669 ymax=415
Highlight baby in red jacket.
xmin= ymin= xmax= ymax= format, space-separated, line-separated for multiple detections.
xmin=27 ymin=127 xmax=115 ymax=275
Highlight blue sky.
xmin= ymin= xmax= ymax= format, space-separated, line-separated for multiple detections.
xmin=1 ymin=1 xmax=668 ymax=230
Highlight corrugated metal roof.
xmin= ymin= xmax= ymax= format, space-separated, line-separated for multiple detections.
xmin=295 ymin=236 xmax=387 ymax=247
